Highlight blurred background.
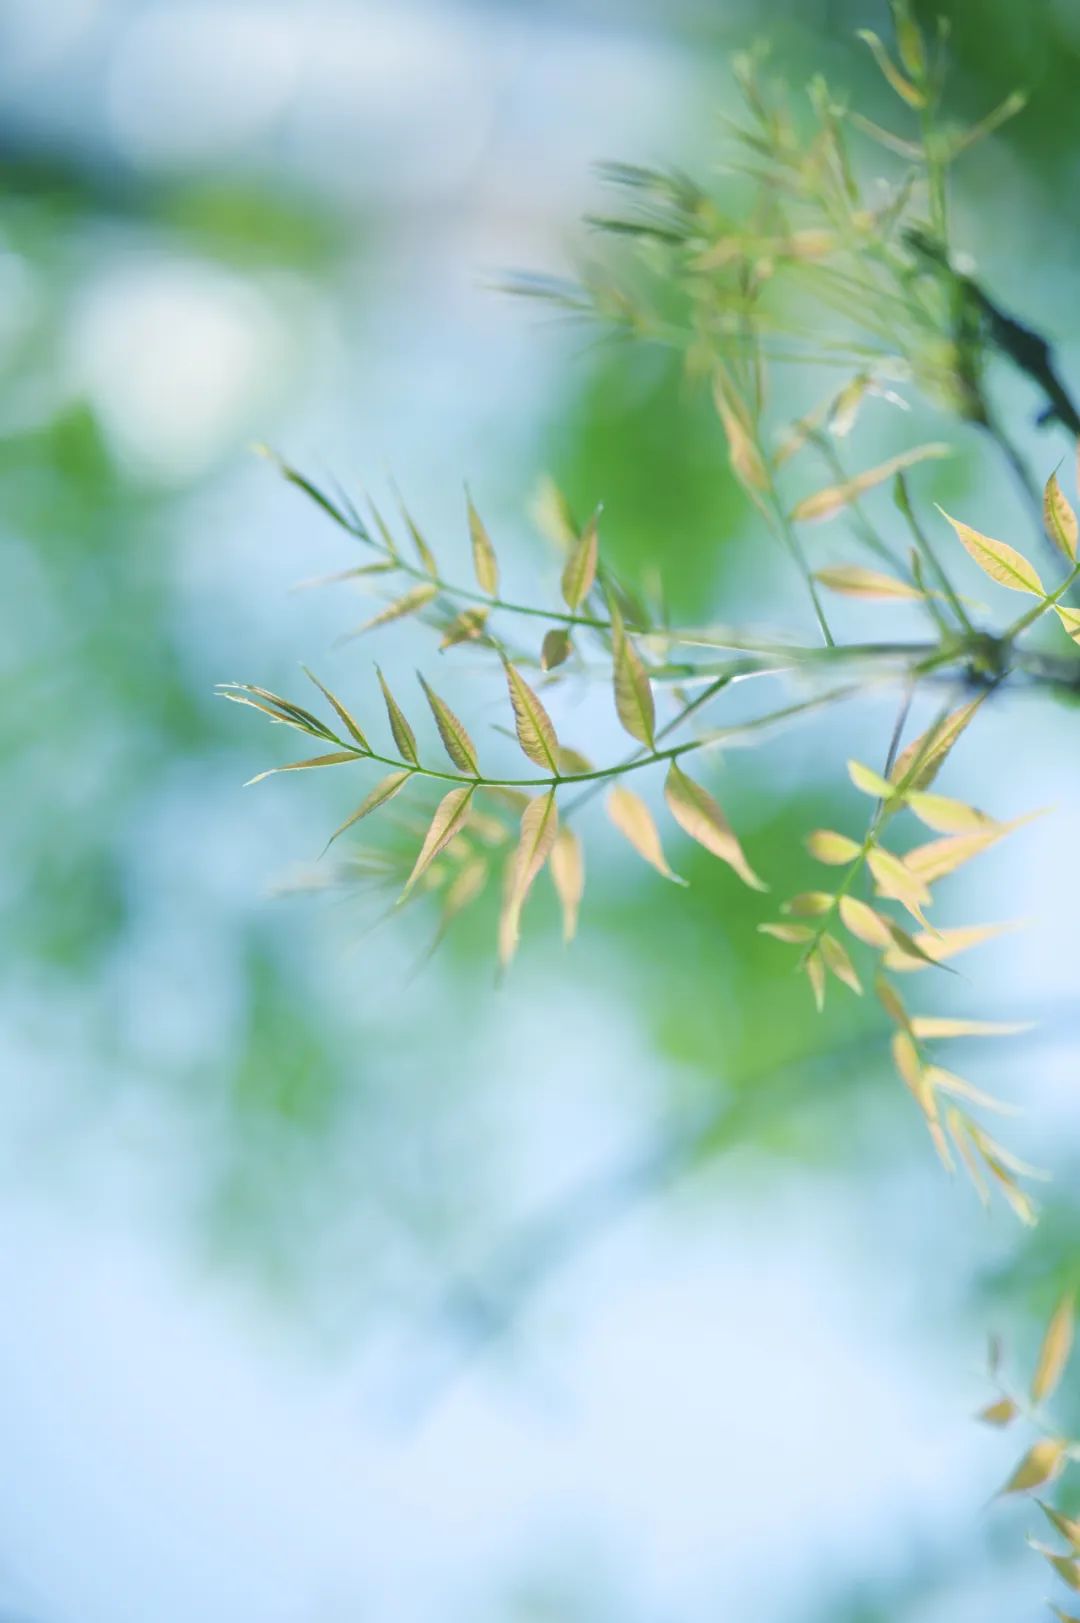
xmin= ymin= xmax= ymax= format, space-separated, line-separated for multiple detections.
xmin=2 ymin=1 xmax=1080 ymax=1619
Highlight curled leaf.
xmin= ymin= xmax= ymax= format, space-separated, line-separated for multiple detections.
xmin=820 ymin=932 xmax=862 ymax=994
xmin=607 ymin=786 xmax=683 ymax=883
xmin=856 ymin=27 xmax=926 ymax=106
xmin=440 ymin=607 xmax=490 ymax=649
xmin=664 ymin=762 xmax=766 ymax=890
xmin=890 ymin=697 xmax=985 ymax=791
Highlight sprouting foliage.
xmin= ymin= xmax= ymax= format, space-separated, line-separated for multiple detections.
xmin=224 ymin=6 xmax=1080 ymax=1604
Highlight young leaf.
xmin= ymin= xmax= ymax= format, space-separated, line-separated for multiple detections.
xmin=664 ymin=762 xmax=766 ymax=890
xmin=245 ymin=751 xmax=359 ymax=787
xmin=884 ymin=921 xmax=1015 ymax=972
xmin=820 ymin=932 xmax=862 ymax=994
xmin=910 ymin=1017 xmax=1032 ymax=1039
xmin=866 ymin=847 xmax=931 ymax=918
xmin=1041 ymin=1503 xmax=1080 ymax=1549
xmin=814 ymin=566 xmax=923 ymax=600
xmin=1057 ymin=603 xmax=1080 ymax=643
xmin=396 ymin=491 xmax=439 ymax=577
xmin=792 ymin=444 xmax=949 ymax=522
xmin=1045 ymin=472 xmax=1079 ymax=561
xmin=998 ymin=1438 xmax=1067 ymax=1496
xmin=347 ymin=581 xmax=438 ymax=636
xmin=377 ymin=667 xmax=419 ymax=765
xmin=926 ymin=1065 xmax=1016 ymax=1114
xmin=785 ymin=891 xmax=834 ymax=916
xmin=218 ymin=687 xmax=332 ymax=740
xmin=804 ymin=949 xmax=826 ymax=1012
xmin=758 ymin=922 xmax=814 ymax=944
xmin=303 ymin=668 xmax=370 ymax=750
xmin=848 ymin=760 xmax=896 ymax=800
xmin=977 ymin=1397 xmax=1018 ymax=1427
xmin=890 ymin=697 xmax=984 ymax=791
xmin=418 ymin=674 xmax=479 ymax=775
xmin=323 ymin=769 xmax=412 ymax=852
xmin=906 ymin=791 xmax=995 ymax=834
xmin=856 ymin=28 xmax=926 ymax=106
xmin=905 ymin=815 xmax=1036 ymax=883
xmin=467 ymin=492 xmax=500 ymax=594
xmin=1033 ymin=1294 xmax=1075 ymax=1405
xmin=500 ymin=790 xmax=559 ymax=965
xmin=606 ymin=786 xmax=684 ymax=883
xmin=938 ymin=508 xmax=1045 ymax=596
xmin=806 ymin=829 xmax=861 ymax=864
xmin=504 ymin=662 xmax=560 ymax=772
xmin=713 ymin=371 xmax=768 ymax=493
xmin=608 ymin=597 xmax=655 ymax=748
xmin=221 ymin=683 xmax=335 ymax=739
xmin=561 ymin=509 xmax=599 ymax=610
xmin=839 ymin=894 xmax=892 ymax=947
xmin=401 ymin=787 xmax=474 ymax=899
xmin=541 ymin=628 xmax=573 ymax=670
xmin=440 ymin=606 xmax=490 ymax=648
xmin=549 ymin=826 xmax=584 ymax=943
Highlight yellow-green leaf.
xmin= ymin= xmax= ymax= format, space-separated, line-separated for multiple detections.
xmin=561 ymin=509 xmax=599 ymax=610
xmin=820 ymin=932 xmax=862 ymax=994
xmin=549 ymin=826 xmax=584 ymax=943
xmin=910 ymin=1016 xmax=1032 ymax=1039
xmin=906 ymin=791 xmax=995 ymax=834
xmin=999 ymin=1439 xmax=1067 ymax=1496
xmin=867 ymin=846 xmax=931 ymax=913
xmin=885 ymin=921 xmax=1015 ymax=972
xmin=377 ymin=667 xmax=419 ymax=765
xmin=814 ymin=566 xmax=923 ymax=600
xmin=785 ymin=892 xmax=835 ymax=916
xmin=396 ymin=492 xmax=439 ymax=577
xmin=401 ymin=786 xmax=474 ymax=898
xmin=806 ymin=829 xmax=861 ymax=864
xmin=323 ymin=769 xmax=412 ymax=852
xmin=467 ymin=492 xmax=499 ymax=594
xmin=500 ymin=790 xmax=559 ymax=965
xmin=805 ymin=949 xmax=826 ymax=1011
xmin=856 ymin=28 xmax=927 ymax=106
xmin=1056 ymin=604 xmax=1080 ymax=644
xmin=541 ymin=628 xmax=572 ymax=671
xmin=890 ymin=697 xmax=985 ymax=791
xmin=905 ymin=814 xmax=1036 ymax=883
xmin=713 ymin=370 xmax=768 ymax=493
xmin=977 ymin=1397 xmax=1018 ymax=1427
xmin=939 ymin=508 xmax=1045 ymax=596
xmin=303 ymin=668 xmax=370 ymax=749
xmin=1042 ymin=1503 xmax=1080 ymax=1549
xmin=1033 ymin=1294 xmax=1075 ymax=1406
xmin=245 ymin=750 xmax=358 ymax=787
xmin=839 ymin=894 xmax=892 ymax=947
xmin=848 ymin=759 xmax=895 ymax=799
xmin=418 ymin=674 xmax=479 ymax=775
xmin=611 ymin=604 xmax=655 ymax=748
xmin=504 ymin=662 xmax=560 ymax=772
xmin=926 ymin=1065 xmax=1016 ymax=1114
xmin=758 ymin=922 xmax=814 ymax=944
xmin=793 ymin=444 xmax=949 ymax=522
xmin=664 ymin=762 xmax=766 ymax=890
xmin=439 ymin=606 xmax=490 ymax=648
xmin=606 ymin=786 xmax=683 ymax=883
xmin=348 ymin=581 xmax=438 ymax=636
xmin=1045 ymin=472 xmax=1079 ymax=561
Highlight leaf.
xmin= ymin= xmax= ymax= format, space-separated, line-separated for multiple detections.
xmin=302 ymin=668 xmax=370 ymax=749
xmin=1057 ymin=603 xmax=1080 ymax=642
xmin=848 ymin=759 xmax=896 ymax=800
xmin=977 ymin=1397 xmax=1018 ymax=1427
xmin=218 ymin=686 xmax=331 ymax=740
xmin=1042 ymin=1503 xmax=1080 ymax=1549
xmin=439 ymin=606 xmax=490 ymax=649
xmin=713 ymin=370 xmax=768 ymax=493
xmin=466 ymin=493 xmax=499 ymax=594
xmin=999 ymin=1439 xmax=1067 ymax=1496
xmin=418 ymin=674 xmax=479 ymax=775
xmin=610 ymin=601 xmax=655 ymax=748
xmin=784 ymin=891 xmax=834 ymax=916
xmin=926 ymin=1065 xmax=1016 ymax=1114
xmin=245 ymin=750 xmax=359 ymax=787
xmin=885 ymin=921 xmax=1015 ymax=972
xmin=395 ymin=491 xmax=439 ymax=577
xmin=866 ymin=846 xmax=931 ymax=915
xmin=401 ymin=787 xmax=475 ymax=898
xmin=805 ymin=949 xmax=826 ymax=1012
xmin=220 ymin=683 xmax=335 ymax=738
xmin=500 ymin=790 xmax=559 ymax=965
xmin=905 ymin=815 xmax=1035 ymax=883
xmin=607 ymin=786 xmax=684 ymax=883
xmin=1033 ymin=1294 xmax=1075 ymax=1405
xmin=1033 ymin=1547 xmax=1080 ymax=1593
xmin=347 ymin=581 xmax=438 ymax=636
xmin=856 ymin=28 xmax=926 ymax=106
xmin=664 ymin=762 xmax=766 ymax=890
xmin=938 ymin=508 xmax=1045 ymax=596
xmin=758 ymin=922 xmax=814 ymax=944
xmin=839 ymin=894 xmax=892 ymax=947
xmin=910 ymin=1017 xmax=1032 ymax=1039
xmin=905 ymin=791 xmax=995 ymax=834
xmin=377 ymin=667 xmax=419 ymax=765
xmin=255 ymin=446 xmax=361 ymax=535
xmin=561 ymin=509 xmax=600 ymax=609
xmin=549 ymin=826 xmax=584 ymax=943
xmin=323 ymin=769 xmax=412 ymax=852
xmin=890 ymin=697 xmax=985 ymax=791
xmin=806 ymin=829 xmax=861 ymax=864
xmin=1045 ymin=472 xmax=1079 ymax=561
xmin=558 ymin=747 xmax=594 ymax=776
xmin=814 ymin=566 xmax=923 ymax=600
xmin=792 ymin=444 xmax=949 ymax=522
xmin=541 ymin=628 xmax=573 ymax=670
xmin=504 ymin=662 xmax=560 ymax=772
xmin=820 ymin=932 xmax=862 ymax=994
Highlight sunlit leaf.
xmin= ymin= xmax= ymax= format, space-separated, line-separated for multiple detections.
xmin=504 ymin=662 xmax=560 ymax=772
xmin=610 ymin=601 xmax=655 ymax=748
xmin=911 ymin=1016 xmax=1032 ymax=1039
xmin=664 ymin=762 xmax=766 ymax=890
xmin=814 ymin=565 xmax=922 ymax=600
xmin=839 ymin=894 xmax=892 ymax=947
xmin=806 ymin=829 xmax=861 ymax=864
xmin=977 ymin=1397 xmax=1018 ymax=1427
xmin=820 ymin=931 xmax=862 ymax=994
xmin=905 ymin=815 xmax=1037 ymax=882
xmin=561 ymin=509 xmax=600 ymax=609
xmin=418 ymin=674 xmax=479 ymax=775
xmin=713 ymin=370 xmax=769 ymax=493
xmin=1045 ymin=472 xmax=1079 ymax=561
xmin=905 ymin=790 xmax=995 ymax=834
xmin=377 ymin=667 xmax=419 ymax=765
xmin=541 ymin=628 xmax=573 ymax=670
xmin=805 ymin=949 xmax=826 ymax=1011
xmin=1033 ymin=1294 xmax=1075 ymax=1406
xmin=856 ymin=28 xmax=926 ymax=106
xmin=793 ymin=444 xmax=949 ymax=522
xmin=758 ymin=922 xmax=813 ymax=944
xmin=1032 ymin=1546 xmax=1080 ymax=1593
xmin=347 ymin=581 xmax=438 ymax=636
xmin=1055 ymin=604 xmax=1080 ymax=644
xmin=218 ymin=686 xmax=332 ymax=740
xmin=395 ymin=490 xmax=439 ymax=577
xmin=890 ymin=697 xmax=985 ymax=791
xmin=323 ymin=769 xmax=412 ymax=852
xmin=500 ymin=790 xmax=559 ymax=965
xmin=549 ymin=826 xmax=584 ymax=943
xmin=439 ymin=606 xmax=491 ymax=649
xmin=1042 ymin=1503 xmax=1080 ymax=1549
xmin=926 ymin=1065 xmax=1016 ymax=1114
xmin=607 ymin=786 xmax=684 ymax=883
xmin=303 ymin=668 xmax=370 ymax=750
xmin=784 ymin=891 xmax=835 ymax=916
xmin=558 ymin=747 xmax=594 ymax=776
xmin=939 ymin=508 xmax=1045 ymax=596
xmin=245 ymin=750 xmax=359 ymax=787
xmin=867 ymin=846 xmax=931 ymax=916
xmin=467 ymin=492 xmax=500 ymax=594
xmin=848 ymin=759 xmax=896 ymax=799
xmin=885 ymin=921 xmax=1015 ymax=973
xmin=401 ymin=786 xmax=475 ymax=898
